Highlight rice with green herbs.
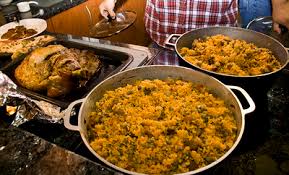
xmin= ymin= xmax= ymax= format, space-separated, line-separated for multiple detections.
xmin=180 ymin=35 xmax=281 ymax=76
xmin=88 ymin=79 xmax=237 ymax=174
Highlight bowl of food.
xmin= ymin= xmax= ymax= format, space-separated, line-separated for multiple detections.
xmin=165 ymin=26 xmax=289 ymax=78
xmin=0 ymin=18 xmax=47 ymax=41
xmin=64 ymin=65 xmax=255 ymax=175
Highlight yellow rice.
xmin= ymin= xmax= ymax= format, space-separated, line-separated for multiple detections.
xmin=180 ymin=35 xmax=281 ymax=76
xmin=88 ymin=79 xmax=237 ymax=174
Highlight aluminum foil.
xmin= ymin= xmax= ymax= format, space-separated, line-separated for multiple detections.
xmin=0 ymin=71 xmax=64 ymax=127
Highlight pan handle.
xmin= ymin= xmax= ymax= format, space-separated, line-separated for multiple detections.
xmin=64 ymin=99 xmax=84 ymax=131
xmin=164 ymin=34 xmax=182 ymax=47
xmin=226 ymin=85 xmax=256 ymax=115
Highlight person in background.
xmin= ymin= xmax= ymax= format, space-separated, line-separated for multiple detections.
xmin=99 ymin=0 xmax=238 ymax=48
xmin=239 ymin=0 xmax=289 ymax=33
xmin=99 ymin=0 xmax=289 ymax=48
xmin=239 ymin=0 xmax=272 ymax=28
xmin=271 ymin=0 xmax=289 ymax=33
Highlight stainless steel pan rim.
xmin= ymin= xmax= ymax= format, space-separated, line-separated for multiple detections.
xmin=165 ymin=26 xmax=289 ymax=78
xmin=64 ymin=65 xmax=256 ymax=175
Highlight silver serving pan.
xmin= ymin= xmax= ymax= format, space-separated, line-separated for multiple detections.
xmin=165 ymin=26 xmax=289 ymax=78
xmin=64 ymin=65 xmax=255 ymax=175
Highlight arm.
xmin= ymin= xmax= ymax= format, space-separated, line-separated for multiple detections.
xmin=272 ymin=0 xmax=289 ymax=33
xmin=99 ymin=0 xmax=117 ymax=19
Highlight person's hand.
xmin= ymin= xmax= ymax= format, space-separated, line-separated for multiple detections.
xmin=272 ymin=0 xmax=289 ymax=33
xmin=99 ymin=0 xmax=116 ymax=19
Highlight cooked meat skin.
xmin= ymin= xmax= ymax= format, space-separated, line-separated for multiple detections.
xmin=14 ymin=45 xmax=101 ymax=97
xmin=14 ymin=45 xmax=66 ymax=91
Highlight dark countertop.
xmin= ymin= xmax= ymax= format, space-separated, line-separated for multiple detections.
xmin=9 ymin=0 xmax=87 ymax=20
xmin=0 ymin=126 xmax=116 ymax=175
xmin=1 ymin=34 xmax=289 ymax=175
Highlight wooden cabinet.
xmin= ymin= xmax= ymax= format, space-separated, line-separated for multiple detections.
xmin=46 ymin=0 xmax=151 ymax=46
xmin=46 ymin=18 xmax=54 ymax=32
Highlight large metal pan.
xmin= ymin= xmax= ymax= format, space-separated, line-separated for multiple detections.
xmin=63 ymin=65 xmax=255 ymax=175
xmin=165 ymin=26 xmax=289 ymax=78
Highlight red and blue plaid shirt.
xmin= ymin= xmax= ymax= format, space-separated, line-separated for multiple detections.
xmin=144 ymin=0 xmax=238 ymax=48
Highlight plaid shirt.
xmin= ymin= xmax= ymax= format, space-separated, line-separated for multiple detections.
xmin=144 ymin=0 xmax=238 ymax=48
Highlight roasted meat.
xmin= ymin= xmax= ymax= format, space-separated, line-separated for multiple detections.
xmin=14 ymin=45 xmax=101 ymax=97
xmin=1 ymin=25 xmax=37 ymax=40
xmin=0 ymin=35 xmax=56 ymax=59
